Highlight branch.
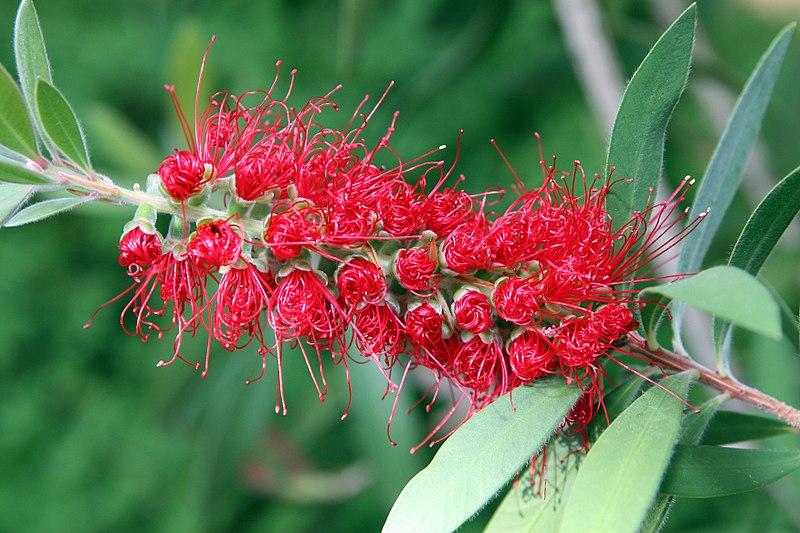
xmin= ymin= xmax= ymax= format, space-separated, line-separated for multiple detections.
xmin=629 ymin=333 xmax=800 ymax=430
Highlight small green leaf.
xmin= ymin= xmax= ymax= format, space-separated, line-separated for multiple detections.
xmin=0 ymin=182 xmax=35 ymax=225
xmin=0 ymin=159 xmax=49 ymax=185
xmin=714 ymin=166 xmax=800 ymax=369
xmin=35 ymin=80 xmax=91 ymax=171
xmin=383 ymin=377 xmax=581 ymax=533
xmin=0 ymin=62 xmax=37 ymax=158
xmin=643 ymin=266 xmax=781 ymax=341
xmin=660 ymin=445 xmax=800 ymax=498
xmin=702 ymin=411 xmax=797 ymax=446
xmin=673 ymin=24 xmax=795 ymax=349
xmin=4 ymin=195 xmax=94 ymax=227
xmin=558 ymin=372 xmax=692 ymax=533
xmin=14 ymin=0 xmax=52 ymax=107
xmin=604 ymin=4 xmax=695 ymax=232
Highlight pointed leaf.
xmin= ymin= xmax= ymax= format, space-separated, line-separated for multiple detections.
xmin=382 ymin=377 xmax=581 ymax=533
xmin=714 ymin=165 xmax=800 ymax=367
xmin=660 ymin=445 xmax=800 ymax=498
xmin=558 ymin=372 xmax=692 ymax=533
xmin=673 ymin=25 xmax=795 ymax=346
xmin=0 ymin=159 xmax=49 ymax=185
xmin=643 ymin=266 xmax=781 ymax=340
xmin=14 ymin=0 xmax=52 ymax=106
xmin=0 ymin=183 xmax=35 ymax=225
xmin=0 ymin=62 xmax=37 ymax=158
xmin=604 ymin=5 xmax=695 ymax=232
xmin=35 ymin=80 xmax=91 ymax=171
xmin=4 ymin=195 xmax=94 ymax=227
xmin=702 ymin=411 xmax=797 ymax=446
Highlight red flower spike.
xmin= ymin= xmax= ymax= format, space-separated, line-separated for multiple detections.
xmin=187 ymin=219 xmax=243 ymax=272
xmin=452 ymin=289 xmax=493 ymax=334
xmin=394 ymin=246 xmax=441 ymax=297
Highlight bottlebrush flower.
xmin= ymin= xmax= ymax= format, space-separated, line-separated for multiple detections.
xmin=88 ymin=41 xmax=708 ymax=451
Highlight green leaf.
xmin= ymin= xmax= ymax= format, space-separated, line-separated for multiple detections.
xmin=0 ymin=62 xmax=37 ymax=158
xmin=484 ymin=434 xmax=583 ymax=533
xmin=702 ymin=411 xmax=797 ymax=446
xmin=4 ymin=195 xmax=94 ymax=227
xmin=558 ymin=371 xmax=692 ymax=533
xmin=660 ymin=445 xmax=800 ymax=498
xmin=641 ymin=395 xmax=727 ymax=533
xmin=382 ymin=377 xmax=581 ymax=533
xmin=714 ymin=165 xmax=800 ymax=369
xmin=0 ymin=182 xmax=35 ymax=225
xmin=673 ymin=25 xmax=795 ymax=348
xmin=35 ymin=80 xmax=91 ymax=171
xmin=14 ymin=0 xmax=53 ymax=154
xmin=604 ymin=4 xmax=695 ymax=232
xmin=14 ymin=0 xmax=52 ymax=106
xmin=0 ymin=159 xmax=49 ymax=185
xmin=643 ymin=266 xmax=781 ymax=341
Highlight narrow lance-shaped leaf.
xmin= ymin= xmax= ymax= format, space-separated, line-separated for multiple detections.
xmin=604 ymin=4 xmax=695 ymax=232
xmin=714 ymin=165 xmax=800 ymax=371
xmin=0 ymin=182 xmax=35 ymax=225
xmin=14 ymin=0 xmax=52 ymax=151
xmin=640 ymin=394 xmax=727 ymax=533
xmin=0 ymin=159 xmax=49 ymax=185
xmin=660 ymin=445 xmax=800 ymax=498
xmin=484 ymin=433 xmax=584 ymax=533
xmin=643 ymin=266 xmax=781 ymax=341
xmin=558 ymin=371 xmax=693 ymax=533
xmin=0 ymin=62 xmax=38 ymax=158
xmin=673 ymin=24 xmax=795 ymax=350
xmin=4 ymin=195 xmax=95 ymax=227
xmin=702 ymin=410 xmax=797 ymax=446
xmin=35 ymin=79 xmax=92 ymax=171
xmin=382 ymin=377 xmax=581 ymax=533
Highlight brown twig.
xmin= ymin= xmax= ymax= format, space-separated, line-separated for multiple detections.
xmin=629 ymin=333 xmax=800 ymax=430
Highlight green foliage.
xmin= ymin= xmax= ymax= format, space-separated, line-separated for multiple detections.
xmin=383 ymin=378 xmax=581 ymax=533
xmin=661 ymin=445 xmax=800 ymax=498
xmin=673 ymin=24 xmax=795 ymax=358
xmin=702 ymin=410 xmax=798 ymax=445
xmin=0 ymin=62 xmax=37 ymax=158
xmin=558 ymin=372 xmax=693 ymax=533
xmin=0 ymin=182 xmax=34 ymax=224
xmin=642 ymin=266 xmax=782 ymax=341
xmin=35 ymin=79 xmax=91 ymax=171
xmin=604 ymin=4 xmax=695 ymax=232
xmin=0 ymin=159 xmax=48 ymax=185
xmin=4 ymin=195 xmax=95 ymax=227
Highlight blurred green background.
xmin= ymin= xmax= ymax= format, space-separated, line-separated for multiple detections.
xmin=1 ymin=0 xmax=800 ymax=531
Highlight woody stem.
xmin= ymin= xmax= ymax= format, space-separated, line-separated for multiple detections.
xmin=629 ymin=333 xmax=800 ymax=430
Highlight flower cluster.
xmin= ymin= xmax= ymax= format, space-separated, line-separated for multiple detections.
xmin=88 ymin=40 xmax=704 ymax=447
